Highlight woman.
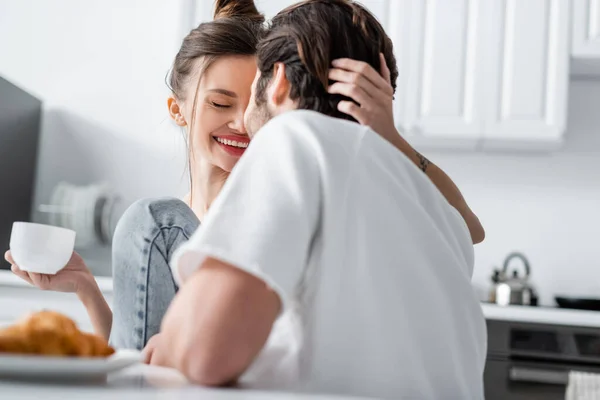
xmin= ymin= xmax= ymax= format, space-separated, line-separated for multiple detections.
xmin=4 ymin=0 xmax=484 ymax=350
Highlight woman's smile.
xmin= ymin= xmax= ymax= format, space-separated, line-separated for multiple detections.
xmin=213 ymin=134 xmax=250 ymax=157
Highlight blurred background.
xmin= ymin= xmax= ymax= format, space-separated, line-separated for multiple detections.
xmin=0 ymin=0 xmax=599 ymax=305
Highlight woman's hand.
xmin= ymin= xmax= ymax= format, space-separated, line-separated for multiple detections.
xmin=143 ymin=334 xmax=162 ymax=365
xmin=5 ymin=250 xmax=94 ymax=295
xmin=5 ymin=250 xmax=114 ymax=340
xmin=328 ymin=53 xmax=399 ymax=145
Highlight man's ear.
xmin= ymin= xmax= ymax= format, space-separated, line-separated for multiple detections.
xmin=168 ymin=96 xmax=187 ymax=127
xmin=267 ymin=63 xmax=291 ymax=106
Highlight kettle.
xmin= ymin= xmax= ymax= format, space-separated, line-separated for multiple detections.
xmin=489 ymin=252 xmax=538 ymax=306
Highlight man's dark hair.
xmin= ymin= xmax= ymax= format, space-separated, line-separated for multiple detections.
xmin=255 ymin=0 xmax=398 ymax=122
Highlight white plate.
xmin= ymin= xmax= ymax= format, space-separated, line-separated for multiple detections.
xmin=0 ymin=350 xmax=143 ymax=381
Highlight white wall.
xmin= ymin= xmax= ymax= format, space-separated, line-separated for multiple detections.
xmin=0 ymin=0 xmax=192 ymax=214
xmin=428 ymin=79 xmax=600 ymax=305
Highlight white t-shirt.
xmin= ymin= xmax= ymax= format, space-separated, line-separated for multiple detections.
xmin=171 ymin=110 xmax=487 ymax=399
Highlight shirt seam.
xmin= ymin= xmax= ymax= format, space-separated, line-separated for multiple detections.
xmin=344 ymin=126 xmax=369 ymax=196
xmin=334 ymin=127 xmax=370 ymax=273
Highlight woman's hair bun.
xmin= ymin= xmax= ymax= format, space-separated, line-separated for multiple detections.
xmin=213 ymin=0 xmax=265 ymax=23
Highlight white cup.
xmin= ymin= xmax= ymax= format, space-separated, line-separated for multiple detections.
xmin=9 ymin=222 xmax=76 ymax=274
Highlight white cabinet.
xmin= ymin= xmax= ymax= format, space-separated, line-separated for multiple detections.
xmin=388 ymin=0 xmax=412 ymax=132
xmin=572 ymin=0 xmax=600 ymax=57
xmin=401 ymin=0 xmax=487 ymax=150
xmin=483 ymin=0 xmax=569 ymax=150
xmin=394 ymin=0 xmax=570 ymax=151
xmin=191 ymin=0 xmax=570 ymax=151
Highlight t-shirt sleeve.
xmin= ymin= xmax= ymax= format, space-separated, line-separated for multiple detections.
xmin=170 ymin=116 xmax=321 ymax=312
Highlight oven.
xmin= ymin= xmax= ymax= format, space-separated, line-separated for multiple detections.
xmin=485 ymin=319 xmax=600 ymax=399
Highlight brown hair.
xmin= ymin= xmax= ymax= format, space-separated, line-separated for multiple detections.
xmin=255 ymin=0 xmax=397 ymax=122
xmin=169 ymin=0 xmax=264 ymax=102
xmin=167 ymin=0 xmax=264 ymax=202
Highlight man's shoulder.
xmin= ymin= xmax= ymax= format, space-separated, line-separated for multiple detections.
xmin=259 ymin=110 xmax=364 ymax=140
xmin=266 ymin=109 xmax=354 ymax=126
xmin=255 ymin=110 xmax=366 ymax=155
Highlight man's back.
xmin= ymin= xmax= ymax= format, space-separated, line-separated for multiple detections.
xmin=174 ymin=110 xmax=487 ymax=399
xmin=246 ymin=111 xmax=486 ymax=398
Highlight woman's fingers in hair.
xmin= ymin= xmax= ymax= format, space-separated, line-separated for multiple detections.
xmin=331 ymin=58 xmax=393 ymax=96
xmin=328 ymin=68 xmax=374 ymax=100
xmin=328 ymin=82 xmax=372 ymax=107
xmin=379 ymin=53 xmax=392 ymax=85
xmin=337 ymin=101 xmax=368 ymax=125
xmin=330 ymin=56 xmax=396 ymax=139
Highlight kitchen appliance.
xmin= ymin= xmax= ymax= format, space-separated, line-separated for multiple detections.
xmin=489 ymin=252 xmax=538 ymax=306
xmin=485 ymin=319 xmax=600 ymax=399
xmin=556 ymin=296 xmax=600 ymax=312
xmin=0 ymin=77 xmax=42 ymax=270
xmin=40 ymin=182 xmax=126 ymax=248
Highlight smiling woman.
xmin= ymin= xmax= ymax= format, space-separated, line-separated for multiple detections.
xmin=5 ymin=0 xmax=268 ymax=349
xmin=168 ymin=55 xmax=257 ymax=181
xmin=167 ymin=4 xmax=262 ymax=210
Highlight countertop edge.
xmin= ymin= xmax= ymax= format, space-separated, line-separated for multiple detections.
xmin=0 ymin=270 xmax=113 ymax=293
xmin=481 ymin=303 xmax=600 ymax=328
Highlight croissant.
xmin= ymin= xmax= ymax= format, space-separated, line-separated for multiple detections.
xmin=0 ymin=311 xmax=114 ymax=357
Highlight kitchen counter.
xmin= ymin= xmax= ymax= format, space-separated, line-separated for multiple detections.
xmin=0 ymin=364 xmax=369 ymax=400
xmin=2 ymin=269 xmax=599 ymax=330
xmin=482 ymin=303 xmax=600 ymax=328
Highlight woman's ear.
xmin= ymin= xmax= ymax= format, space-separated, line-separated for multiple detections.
xmin=168 ymin=96 xmax=187 ymax=127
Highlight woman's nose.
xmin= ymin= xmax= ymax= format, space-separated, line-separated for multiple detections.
xmin=228 ymin=114 xmax=247 ymax=135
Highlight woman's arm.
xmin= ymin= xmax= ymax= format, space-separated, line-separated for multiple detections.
xmin=384 ymin=136 xmax=485 ymax=244
xmin=328 ymin=55 xmax=485 ymax=244
xmin=76 ymin=278 xmax=113 ymax=340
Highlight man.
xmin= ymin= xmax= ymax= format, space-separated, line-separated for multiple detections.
xmin=150 ymin=1 xmax=487 ymax=398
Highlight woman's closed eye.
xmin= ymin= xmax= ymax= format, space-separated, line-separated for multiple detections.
xmin=210 ymin=101 xmax=231 ymax=109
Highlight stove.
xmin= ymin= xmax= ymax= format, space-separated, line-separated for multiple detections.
xmin=485 ymin=312 xmax=600 ymax=399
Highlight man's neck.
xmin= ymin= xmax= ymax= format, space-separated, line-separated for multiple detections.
xmin=189 ymin=159 xmax=229 ymax=221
